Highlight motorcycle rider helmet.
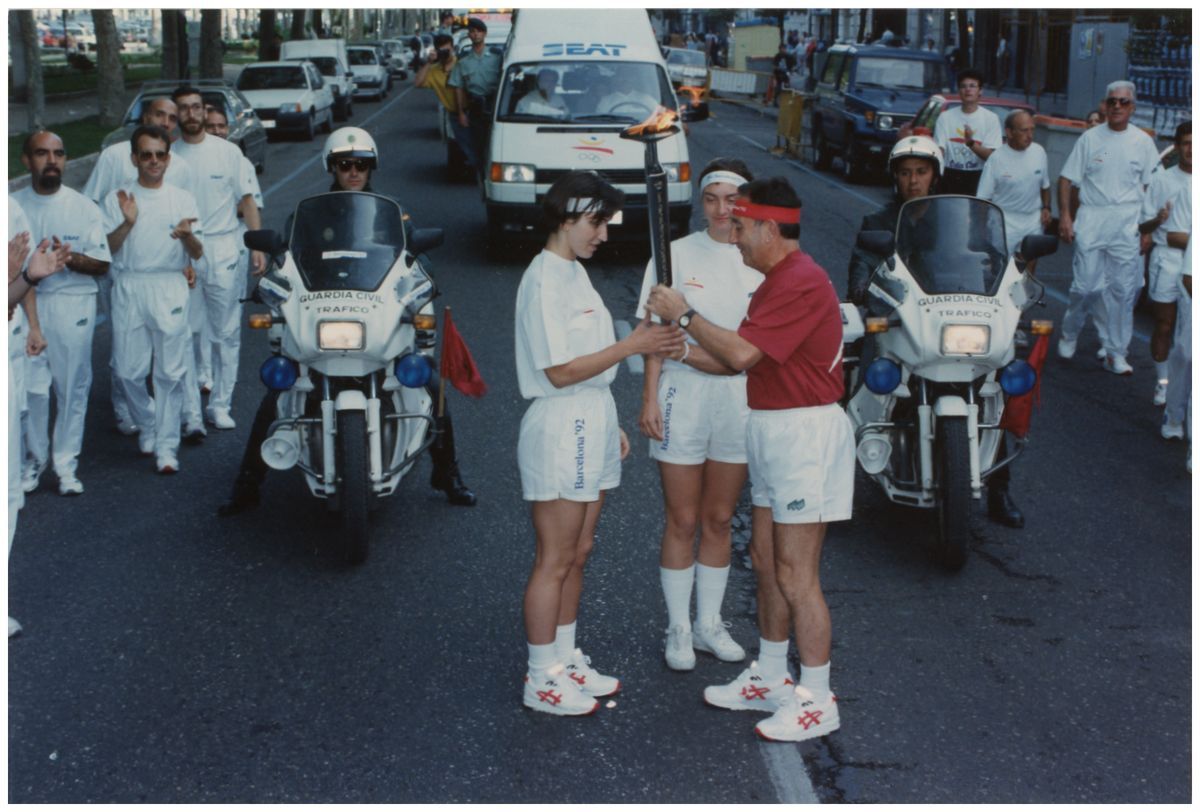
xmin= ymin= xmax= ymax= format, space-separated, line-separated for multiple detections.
xmin=888 ymin=134 xmax=943 ymax=195
xmin=324 ymin=127 xmax=378 ymax=172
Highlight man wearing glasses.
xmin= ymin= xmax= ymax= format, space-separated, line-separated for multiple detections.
xmin=1056 ymin=81 xmax=1160 ymax=375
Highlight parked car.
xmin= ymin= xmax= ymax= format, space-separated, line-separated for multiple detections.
xmin=663 ymin=46 xmax=708 ymax=88
xmin=236 ymin=61 xmax=336 ymax=141
xmin=347 ymin=45 xmax=391 ymax=100
xmin=281 ymin=38 xmax=356 ymax=121
xmin=810 ymin=43 xmax=953 ymax=181
xmin=898 ymin=94 xmax=1037 ymax=143
xmin=101 ymin=79 xmax=268 ymax=173
xmin=361 ymin=39 xmax=410 ymax=79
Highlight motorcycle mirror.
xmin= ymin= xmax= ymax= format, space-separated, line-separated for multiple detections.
xmin=409 ymin=228 xmax=444 ymax=254
xmin=244 ymin=229 xmax=285 ymax=257
xmin=1018 ymin=234 xmax=1059 ymax=262
xmin=856 ymin=230 xmax=894 ymax=256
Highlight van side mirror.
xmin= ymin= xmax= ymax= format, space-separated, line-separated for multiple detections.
xmin=244 ymin=229 xmax=286 ymax=257
xmin=409 ymin=228 xmax=444 ymax=255
xmin=856 ymin=230 xmax=894 ymax=256
xmin=1018 ymin=234 xmax=1058 ymax=262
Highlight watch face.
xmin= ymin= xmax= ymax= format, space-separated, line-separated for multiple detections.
xmin=679 ymin=313 xmax=691 ymax=327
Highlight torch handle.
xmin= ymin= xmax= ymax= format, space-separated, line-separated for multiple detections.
xmin=645 ymin=138 xmax=673 ymax=293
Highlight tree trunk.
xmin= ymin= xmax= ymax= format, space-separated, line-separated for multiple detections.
xmin=312 ymin=10 xmax=324 ymax=39
xmin=17 ymin=11 xmax=45 ymax=131
xmin=290 ymin=9 xmax=306 ymax=40
xmin=161 ymin=10 xmax=182 ymax=81
xmin=258 ymin=10 xmax=277 ymax=61
xmin=92 ymin=10 xmax=125 ymax=128
xmin=199 ymin=10 xmax=223 ymax=79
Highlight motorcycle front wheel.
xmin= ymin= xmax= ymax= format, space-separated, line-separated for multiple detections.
xmin=336 ymin=410 xmax=371 ymax=565
xmin=935 ymin=416 xmax=971 ymax=571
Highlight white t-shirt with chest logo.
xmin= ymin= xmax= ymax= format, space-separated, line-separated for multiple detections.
xmin=12 ymin=185 xmax=111 ymax=296
xmin=933 ymin=105 xmax=1002 ymax=172
xmin=1060 ymin=124 xmax=1160 ymax=208
xmin=977 ymin=142 xmax=1050 ymax=216
xmin=171 ymin=134 xmax=253 ymax=237
xmin=101 ymin=182 xmax=202 ymax=275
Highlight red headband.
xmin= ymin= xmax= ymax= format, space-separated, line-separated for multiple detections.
xmin=732 ymin=198 xmax=802 ymax=225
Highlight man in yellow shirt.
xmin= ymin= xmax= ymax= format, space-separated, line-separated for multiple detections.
xmin=416 ymin=34 xmax=475 ymax=176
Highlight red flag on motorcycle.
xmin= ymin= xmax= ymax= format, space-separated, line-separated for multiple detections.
xmin=440 ymin=308 xmax=488 ymax=398
xmin=998 ymin=333 xmax=1049 ymax=438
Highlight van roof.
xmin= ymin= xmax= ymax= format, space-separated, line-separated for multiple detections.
xmin=504 ymin=8 xmax=662 ymax=65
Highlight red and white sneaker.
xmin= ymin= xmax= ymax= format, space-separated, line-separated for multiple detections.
xmin=563 ymin=648 xmax=621 ymax=697
xmin=703 ymin=661 xmax=795 ymax=712
xmin=755 ymin=686 xmax=840 ymax=742
xmin=523 ymin=664 xmax=599 ymax=716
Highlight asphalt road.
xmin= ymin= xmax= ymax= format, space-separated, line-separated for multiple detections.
xmin=8 ymin=83 xmax=1192 ymax=803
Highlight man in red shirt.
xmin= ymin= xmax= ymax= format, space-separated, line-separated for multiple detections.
xmin=646 ymin=176 xmax=854 ymax=743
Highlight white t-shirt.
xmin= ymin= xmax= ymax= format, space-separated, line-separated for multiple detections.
xmin=1140 ymin=165 xmax=1191 ymax=248
xmin=11 ymin=186 xmax=111 ymax=296
xmin=1060 ymin=124 xmax=1159 ymax=208
xmin=82 ymin=140 xmax=196 ymax=205
xmin=515 ymin=249 xmax=616 ymax=399
xmin=933 ymin=105 xmax=1002 ymax=172
xmin=239 ymin=155 xmax=263 ymax=210
xmin=171 ymin=134 xmax=255 ymax=237
xmin=634 ymin=229 xmax=762 ymax=375
xmin=976 ymin=142 xmax=1050 ymax=216
xmin=9 ymin=197 xmax=30 ymax=359
xmin=101 ymin=182 xmax=202 ymax=275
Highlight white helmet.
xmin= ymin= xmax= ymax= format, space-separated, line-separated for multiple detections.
xmin=324 ymin=126 xmax=378 ymax=172
xmin=888 ymin=134 xmax=943 ymax=179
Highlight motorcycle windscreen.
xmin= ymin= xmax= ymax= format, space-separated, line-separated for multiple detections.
xmin=895 ymin=196 xmax=1008 ymax=296
xmin=289 ymin=192 xmax=406 ymax=292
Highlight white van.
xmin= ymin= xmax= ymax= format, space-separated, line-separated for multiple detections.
xmin=483 ymin=8 xmax=696 ymax=244
xmin=280 ymin=39 xmax=356 ymax=120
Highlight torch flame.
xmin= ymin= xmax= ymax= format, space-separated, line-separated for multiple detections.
xmin=679 ymin=86 xmax=705 ymax=105
xmin=625 ymin=106 xmax=679 ymax=137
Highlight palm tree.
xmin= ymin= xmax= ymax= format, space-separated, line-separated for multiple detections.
xmin=93 ymin=10 xmax=125 ymax=128
xmin=199 ymin=10 xmax=223 ymax=79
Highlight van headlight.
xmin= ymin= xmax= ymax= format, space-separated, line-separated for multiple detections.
xmin=492 ymin=163 xmax=535 ymax=183
xmin=941 ymin=324 xmax=990 ymax=356
xmin=664 ymin=162 xmax=691 ymax=182
xmin=318 ymin=321 xmax=365 ymax=350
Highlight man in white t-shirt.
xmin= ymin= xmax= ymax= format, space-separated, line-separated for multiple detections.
xmin=170 ymin=85 xmax=265 ymax=430
xmin=932 ymin=69 xmax=1001 ymax=195
xmin=1138 ymin=120 xmax=1191 ymax=405
xmin=977 ymin=110 xmax=1051 ymax=267
xmin=1056 ymin=80 xmax=1161 ymax=375
xmin=14 ymin=132 xmax=113 ymax=496
xmin=102 ymin=125 xmax=204 ymax=474
xmin=1161 ymin=185 xmax=1192 ymax=445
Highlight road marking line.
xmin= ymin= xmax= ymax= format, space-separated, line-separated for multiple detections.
xmin=614 ymin=320 xmax=644 ymax=374
xmin=262 ymin=86 xmax=415 ymax=203
xmin=759 ymin=740 xmax=821 ymax=804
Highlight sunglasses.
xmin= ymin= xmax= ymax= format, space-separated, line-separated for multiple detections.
xmin=138 ymin=150 xmax=168 ymax=160
xmin=1105 ymin=97 xmax=1133 ymax=107
xmin=335 ymin=159 xmax=372 ymax=172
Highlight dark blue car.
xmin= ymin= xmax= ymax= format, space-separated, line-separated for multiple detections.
xmin=810 ymin=44 xmax=954 ymax=181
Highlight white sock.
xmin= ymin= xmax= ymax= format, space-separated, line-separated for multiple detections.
xmin=527 ymin=642 xmax=558 ymax=673
xmin=799 ymin=661 xmax=831 ymax=698
xmin=554 ymin=621 xmax=577 ymax=662
xmin=757 ymin=637 xmax=789 ymax=680
xmin=660 ymin=564 xmax=695 ymax=630
xmin=1155 ymin=360 xmax=1170 ymax=382
xmin=694 ymin=562 xmax=730 ymax=627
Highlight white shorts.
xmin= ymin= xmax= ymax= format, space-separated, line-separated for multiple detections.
xmin=1148 ymin=248 xmax=1185 ymax=304
xmin=519 ymin=388 xmax=620 ymax=502
xmin=650 ymin=367 xmax=750 ymax=465
xmin=748 ymin=404 xmax=855 ymax=525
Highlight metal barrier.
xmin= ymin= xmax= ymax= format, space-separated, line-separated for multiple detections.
xmin=709 ymin=67 xmax=769 ymax=96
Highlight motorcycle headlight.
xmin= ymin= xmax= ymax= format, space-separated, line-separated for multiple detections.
xmin=318 ymin=321 xmax=365 ymax=350
xmin=260 ymin=355 xmax=298 ymax=391
xmin=492 ymin=163 xmax=535 ymax=183
xmin=395 ymin=353 xmax=433 ymax=388
xmin=864 ymin=358 xmax=902 ymax=395
xmin=999 ymin=359 xmax=1037 ymax=396
xmin=941 ymin=324 xmax=990 ymax=356
xmin=877 ymin=114 xmax=895 ymax=130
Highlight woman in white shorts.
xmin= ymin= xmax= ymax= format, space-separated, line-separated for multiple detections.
xmin=515 ymin=171 xmax=685 ymax=716
xmin=635 ymin=159 xmax=763 ymax=671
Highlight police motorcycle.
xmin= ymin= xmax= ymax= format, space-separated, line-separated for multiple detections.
xmin=243 ymin=192 xmax=444 ymax=564
xmin=842 ymin=195 xmax=1058 ymax=570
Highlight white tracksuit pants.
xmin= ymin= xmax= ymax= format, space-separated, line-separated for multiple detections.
xmin=97 ymin=273 xmax=132 ymax=426
xmin=1061 ymin=203 xmax=1140 ymax=358
xmin=9 ymin=315 xmax=28 ymax=548
xmin=113 ymin=273 xmax=191 ymax=457
xmin=195 ymin=225 xmax=251 ymax=384
xmin=23 ymin=292 xmax=96 ymax=478
xmin=1165 ymin=283 xmax=1191 ymax=427
xmin=194 ymin=231 xmax=244 ymax=414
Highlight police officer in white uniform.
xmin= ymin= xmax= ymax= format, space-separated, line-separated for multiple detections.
xmin=14 ymin=132 xmax=112 ymax=496
xmin=1138 ymin=121 xmax=1191 ymax=405
xmin=977 ymin=110 xmax=1051 ymax=265
xmin=102 ymin=125 xmax=204 ymax=473
xmin=515 ymin=171 xmax=684 ymax=716
xmin=1057 ymin=80 xmax=1160 ymax=374
xmin=169 ymin=85 xmax=264 ymax=430
xmin=635 ymin=158 xmax=763 ymax=672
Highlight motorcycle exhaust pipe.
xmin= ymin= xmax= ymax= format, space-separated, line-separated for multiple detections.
xmin=856 ymin=433 xmax=892 ymax=475
xmin=261 ymin=428 xmax=301 ymax=471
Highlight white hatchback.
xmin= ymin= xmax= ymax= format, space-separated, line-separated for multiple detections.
xmin=236 ymin=60 xmax=335 ymax=140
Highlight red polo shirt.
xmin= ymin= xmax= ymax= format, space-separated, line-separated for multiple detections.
xmin=737 ymin=250 xmax=844 ymax=410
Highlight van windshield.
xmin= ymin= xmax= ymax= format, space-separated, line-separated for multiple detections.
xmin=496 ymin=61 xmax=675 ymax=124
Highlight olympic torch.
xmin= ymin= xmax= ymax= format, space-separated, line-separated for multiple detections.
xmin=621 ymin=107 xmax=681 ymax=305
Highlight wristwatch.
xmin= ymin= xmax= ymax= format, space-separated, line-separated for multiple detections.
xmin=678 ymin=309 xmax=697 ymax=329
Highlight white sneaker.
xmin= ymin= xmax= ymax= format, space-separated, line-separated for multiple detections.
xmin=664 ymin=625 xmax=696 ymax=671
xmin=755 ymin=686 xmax=840 ymax=743
xmin=562 ymin=648 xmax=620 ymax=697
xmin=693 ymin=618 xmax=747 ymax=662
xmin=137 ymin=432 xmax=155 ymax=456
xmin=58 ymin=474 xmax=84 ymax=496
xmin=21 ymin=458 xmax=46 ymax=493
xmin=1056 ymin=336 xmax=1077 ymax=359
xmin=1162 ymin=413 xmax=1185 ymax=440
xmin=1096 ymin=347 xmax=1108 ymax=361
xmin=523 ymin=664 xmax=599 ymax=716
xmin=199 ymin=373 xmax=214 ymax=395
xmin=206 ymin=407 xmax=236 ymax=430
xmin=8 ymin=616 xmax=21 ymax=638
xmin=1153 ymin=380 xmax=1169 ymax=406
xmin=183 ymin=422 xmax=207 ymax=444
xmin=703 ymin=661 xmax=795 ymax=713
xmin=156 ymin=454 xmax=179 ymax=474
xmin=1103 ymin=354 xmax=1133 ymax=376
